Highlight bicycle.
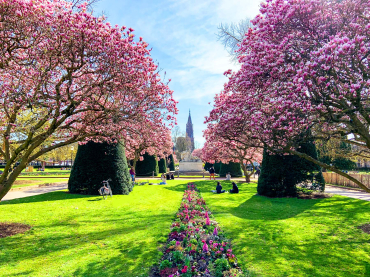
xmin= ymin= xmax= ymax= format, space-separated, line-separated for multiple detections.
xmin=98 ymin=179 xmax=113 ymax=199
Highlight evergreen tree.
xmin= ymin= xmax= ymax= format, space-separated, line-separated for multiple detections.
xmin=219 ymin=162 xmax=243 ymax=177
xmin=68 ymin=141 xmax=132 ymax=195
xmin=168 ymin=154 xmax=175 ymax=171
xmin=204 ymin=162 xmax=214 ymax=171
xmin=258 ymin=136 xmax=325 ymax=197
xmin=158 ymin=158 xmax=167 ymax=173
xmin=257 ymin=150 xmax=295 ymax=197
xmin=214 ymin=162 xmax=222 ymax=174
xmin=135 ymin=153 xmax=159 ymax=176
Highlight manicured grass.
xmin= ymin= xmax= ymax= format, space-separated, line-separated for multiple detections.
xmin=12 ymin=178 xmax=69 ymax=189
xmin=0 ymin=180 xmax=187 ymax=276
xmin=193 ymin=180 xmax=370 ymax=277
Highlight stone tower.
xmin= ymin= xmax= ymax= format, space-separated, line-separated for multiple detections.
xmin=186 ymin=110 xmax=195 ymax=152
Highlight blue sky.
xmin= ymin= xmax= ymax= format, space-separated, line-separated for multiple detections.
xmin=94 ymin=0 xmax=262 ymax=146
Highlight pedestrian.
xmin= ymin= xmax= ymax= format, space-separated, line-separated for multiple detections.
xmin=209 ymin=166 xmax=215 ymax=180
xmin=226 ymin=172 xmax=231 ymax=181
xmin=129 ymin=166 xmax=135 ymax=182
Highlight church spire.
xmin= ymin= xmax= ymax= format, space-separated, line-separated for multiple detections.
xmin=186 ymin=109 xmax=195 ymax=151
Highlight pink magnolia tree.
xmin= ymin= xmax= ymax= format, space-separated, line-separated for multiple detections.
xmin=203 ymin=111 xmax=262 ymax=182
xmin=219 ymin=0 xmax=370 ymax=191
xmin=0 ymin=0 xmax=177 ymax=200
xmin=191 ymin=148 xmax=203 ymax=160
xmin=125 ymin=121 xmax=174 ymax=168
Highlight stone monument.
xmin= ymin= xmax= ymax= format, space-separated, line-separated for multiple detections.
xmin=179 ymin=151 xmax=203 ymax=172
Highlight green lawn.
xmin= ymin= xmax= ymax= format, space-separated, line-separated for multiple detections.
xmin=195 ymin=180 xmax=370 ymax=277
xmin=2 ymin=180 xmax=370 ymax=277
xmin=0 ymin=180 xmax=186 ymax=276
xmin=13 ymin=178 xmax=69 ymax=189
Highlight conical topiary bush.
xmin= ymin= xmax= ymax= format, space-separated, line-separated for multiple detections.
xmin=68 ymin=141 xmax=132 ymax=195
xmin=168 ymin=154 xmax=175 ymax=171
xmin=135 ymin=152 xmax=159 ymax=176
xmin=219 ymin=162 xmax=243 ymax=177
xmin=158 ymin=157 xmax=167 ymax=173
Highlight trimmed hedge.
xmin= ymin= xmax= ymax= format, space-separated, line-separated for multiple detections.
xmin=135 ymin=153 xmax=159 ymax=176
xmin=168 ymin=154 xmax=175 ymax=171
xmin=214 ymin=162 xmax=222 ymax=174
xmin=219 ymin=162 xmax=243 ymax=177
xmin=204 ymin=162 xmax=214 ymax=172
xmin=68 ymin=141 xmax=132 ymax=195
xmin=158 ymin=158 xmax=167 ymax=173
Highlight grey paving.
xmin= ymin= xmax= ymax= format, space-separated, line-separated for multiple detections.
xmin=2 ymin=183 xmax=67 ymax=201
xmin=325 ymin=185 xmax=370 ymax=201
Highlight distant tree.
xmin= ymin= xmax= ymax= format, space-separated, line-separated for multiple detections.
xmin=176 ymin=137 xmax=192 ymax=160
xmin=217 ymin=18 xmax=252 ymax=61
xmin=68 ymin=141 xmax=132 ymax=195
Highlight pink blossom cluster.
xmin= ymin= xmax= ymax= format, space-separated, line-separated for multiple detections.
xmin=205 ymin=0 xmax=370 ymax=184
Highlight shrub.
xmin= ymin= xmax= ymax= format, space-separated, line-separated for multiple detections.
xmin=258 ymin=135 xmax=325 ymax=197
xmin=158 ymin=158 xmax=167 ymax=173
xmin=214 ymin=258 xmax=231 ymax=277
xmin=159 ymin=260 xmax=172 ymax=270
xmin=135 ymin=152 xmax=159 ymax=176
xmin=204 ymin=162 xmax=214 ymax=171
xmin=168 ymin=154 xmax=175 ymax=171
xmin=219 ymin=162 xmax=243 ymax=177
xmin=68 ymin=141 xmax=132 ymax=195
xmin=214 ymin=162 xmax=222 ymax=174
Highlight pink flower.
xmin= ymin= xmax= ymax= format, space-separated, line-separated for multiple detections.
xmin=203 ymin=242 xmax=209 ymax=252
xmin=181 ymin=266 xmax=188 ymax=273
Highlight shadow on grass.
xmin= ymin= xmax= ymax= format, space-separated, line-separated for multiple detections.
xmin=0 ymin=191 xmax=112 ymax=205
xmin=1 ymin=212 xmax=175 ymax=276
xmin=191 ymin=180 xmax=370 ymax=276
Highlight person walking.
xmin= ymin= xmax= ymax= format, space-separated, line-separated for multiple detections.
xmin=209 ymin=166 xmax=215 ymax=180
xmin=129 ymin=166 xmax=135 ymax=182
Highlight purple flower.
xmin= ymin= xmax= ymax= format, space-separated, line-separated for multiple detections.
xmin=213 ymin=227 xmax=218 ymax=236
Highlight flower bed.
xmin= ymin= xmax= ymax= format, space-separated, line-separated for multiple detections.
xmin=150 ymin=183 xmax=243 ymax=277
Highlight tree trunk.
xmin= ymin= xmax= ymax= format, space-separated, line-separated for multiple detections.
xmin=289 ymin=149 xmax=370 ymax=193
xmin=0 ymin=162 xmax=28 ymax=201
xmin=240 ymin=161 xmax=253 ymax=183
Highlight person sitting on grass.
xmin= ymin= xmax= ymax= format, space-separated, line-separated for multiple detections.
xmin=229 ymin=182 xmax=239 ymax=193
xmin=216 ymin=181 xmax=225 ymax=193
xmin=160 ymin=173 xmax=167 ymax=185
xmin=226 ymin=172 xmax=231 ymax=181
